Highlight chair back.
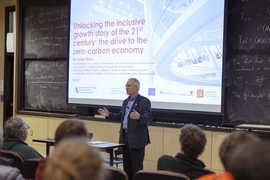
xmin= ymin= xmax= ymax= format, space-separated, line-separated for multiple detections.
xmin=103 ymin=147 xmax=123 ymax=167
xmin=88 ymin=132 xmax=93 ymax=141
xmin=0 ymin=149 xmax=24 ymax=172
xmin=22 ymin=158 xmax=40 ymax=179
xmin=104 ymin=166 xmax=128 ymax=180
xmin=134 ymin=170 xmax=190 ymax=180
xmin=115 ymin=147 xmax=122 ymax=156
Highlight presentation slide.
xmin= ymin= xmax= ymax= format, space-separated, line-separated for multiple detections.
xmin=68 ymin=0 xmax=225 ymax=113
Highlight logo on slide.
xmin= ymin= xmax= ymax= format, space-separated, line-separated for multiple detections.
xmin=148 ymin=88 xmax=156 ymax=96
xmin=197 ymin=90 xmax=204 ymax=98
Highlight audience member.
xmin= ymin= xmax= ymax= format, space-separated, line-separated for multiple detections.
xmin=157 ymin=124 xmax=214 ymax=179
xmin=3 ymin=116 xmax=43 ymax=160
xmin=43 ymin=138 xmax=103 ymax=180
xmin=35 ymin=118 xmax=88 ymax=180
xmin=228 ymin=140 xmax=270 ymax=180
xmin=54 ymin=118 xmax=88 ymax=145
xmin=0 ymin=126 xmax=24 ymax=180
xmin=197 ymin=131 xmax=260 ymax=180
xmin=219 ymin=131 xmax=259 ymax=170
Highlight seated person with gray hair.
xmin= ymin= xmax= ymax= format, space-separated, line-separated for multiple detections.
xmin=3 ymin=116 xmax=43 ymax=160
xmin=0 ymin=126 xmax=24 ymax=180
xmin=157 ymin=124 xmax=214 ymax=179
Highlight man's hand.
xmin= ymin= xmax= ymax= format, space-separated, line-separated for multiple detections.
xmin=130 ymin=110 xmax=140 ymax=120
xmin=98 ymin=107 xmax=109 ymax=117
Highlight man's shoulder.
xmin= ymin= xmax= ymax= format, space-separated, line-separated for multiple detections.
xmin=3 ymin=137 xmax=26 ymax=145
xmin=137 ymin=94 xmax=150 ymax=101
xmin=158 ymin=154 xmax=175 ymax=162
xmin=157 ymin=155 xmax=179 ymax=170
xmin=2 ymin=138 xmax=27 ymax=152
xmin=24 ymin=145 xmax=41 ymax=155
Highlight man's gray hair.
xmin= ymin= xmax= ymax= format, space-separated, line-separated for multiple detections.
xmin=4 ymin=116 xmax=28 ymax=138
xmin=128 ymin=78 xmax=140 ymax=90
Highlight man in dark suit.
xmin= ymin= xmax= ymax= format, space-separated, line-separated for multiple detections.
xmin=98 ymin=78 xmax=153 ymax=180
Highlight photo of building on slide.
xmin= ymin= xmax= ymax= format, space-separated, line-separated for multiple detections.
xmin=71 ymin=0 xmax=224 ymax=87
xmin=148 ymin=0 xmax=224 ymax=86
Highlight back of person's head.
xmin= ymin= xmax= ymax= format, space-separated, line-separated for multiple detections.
xmin=43 ymin=138 xmax=103 ymax=180
xmin=227 ymin=140 xmax=270 ymax=180
xmin=4 ymin=116 xmax=29 ymax=139
xmin=54 ymin=119 xmax=88 ymax=145
xmin=179 ymin=124 xmax=206 ymax=158
xmin=219 ymin=131 xmax=259 ymax=170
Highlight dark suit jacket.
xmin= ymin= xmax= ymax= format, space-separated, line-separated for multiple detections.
xmin=107 ymin=94 xmax=152 ymax=149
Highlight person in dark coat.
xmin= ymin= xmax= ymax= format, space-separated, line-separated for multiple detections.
xmin=157 ymin=124 xmax=214 ymax=179
xmin=98 ymin=77 xmax=153 ymax=180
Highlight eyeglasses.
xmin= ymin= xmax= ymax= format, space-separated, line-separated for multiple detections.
xmin=124 ymin=84 xmax=133 ymax=88
xmin=26 ymin=124 xmax=30 ymax=129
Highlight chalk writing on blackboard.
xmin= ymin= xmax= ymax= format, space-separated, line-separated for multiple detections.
xmin=23 ymin=5 xmax=68 ymax=58
xmin=225 ymin=54 xmax=270 ymax=125
xmin=227 ymin=0 xmax=270 ymax=53
xmin=25 ymin=61 xmax=76 ymax=111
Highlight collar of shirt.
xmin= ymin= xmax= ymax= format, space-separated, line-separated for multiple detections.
xmin=123 ymin=93 xmax=139 ymax=129
xmin=128 ymin=93 xmax=139 ymax=101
